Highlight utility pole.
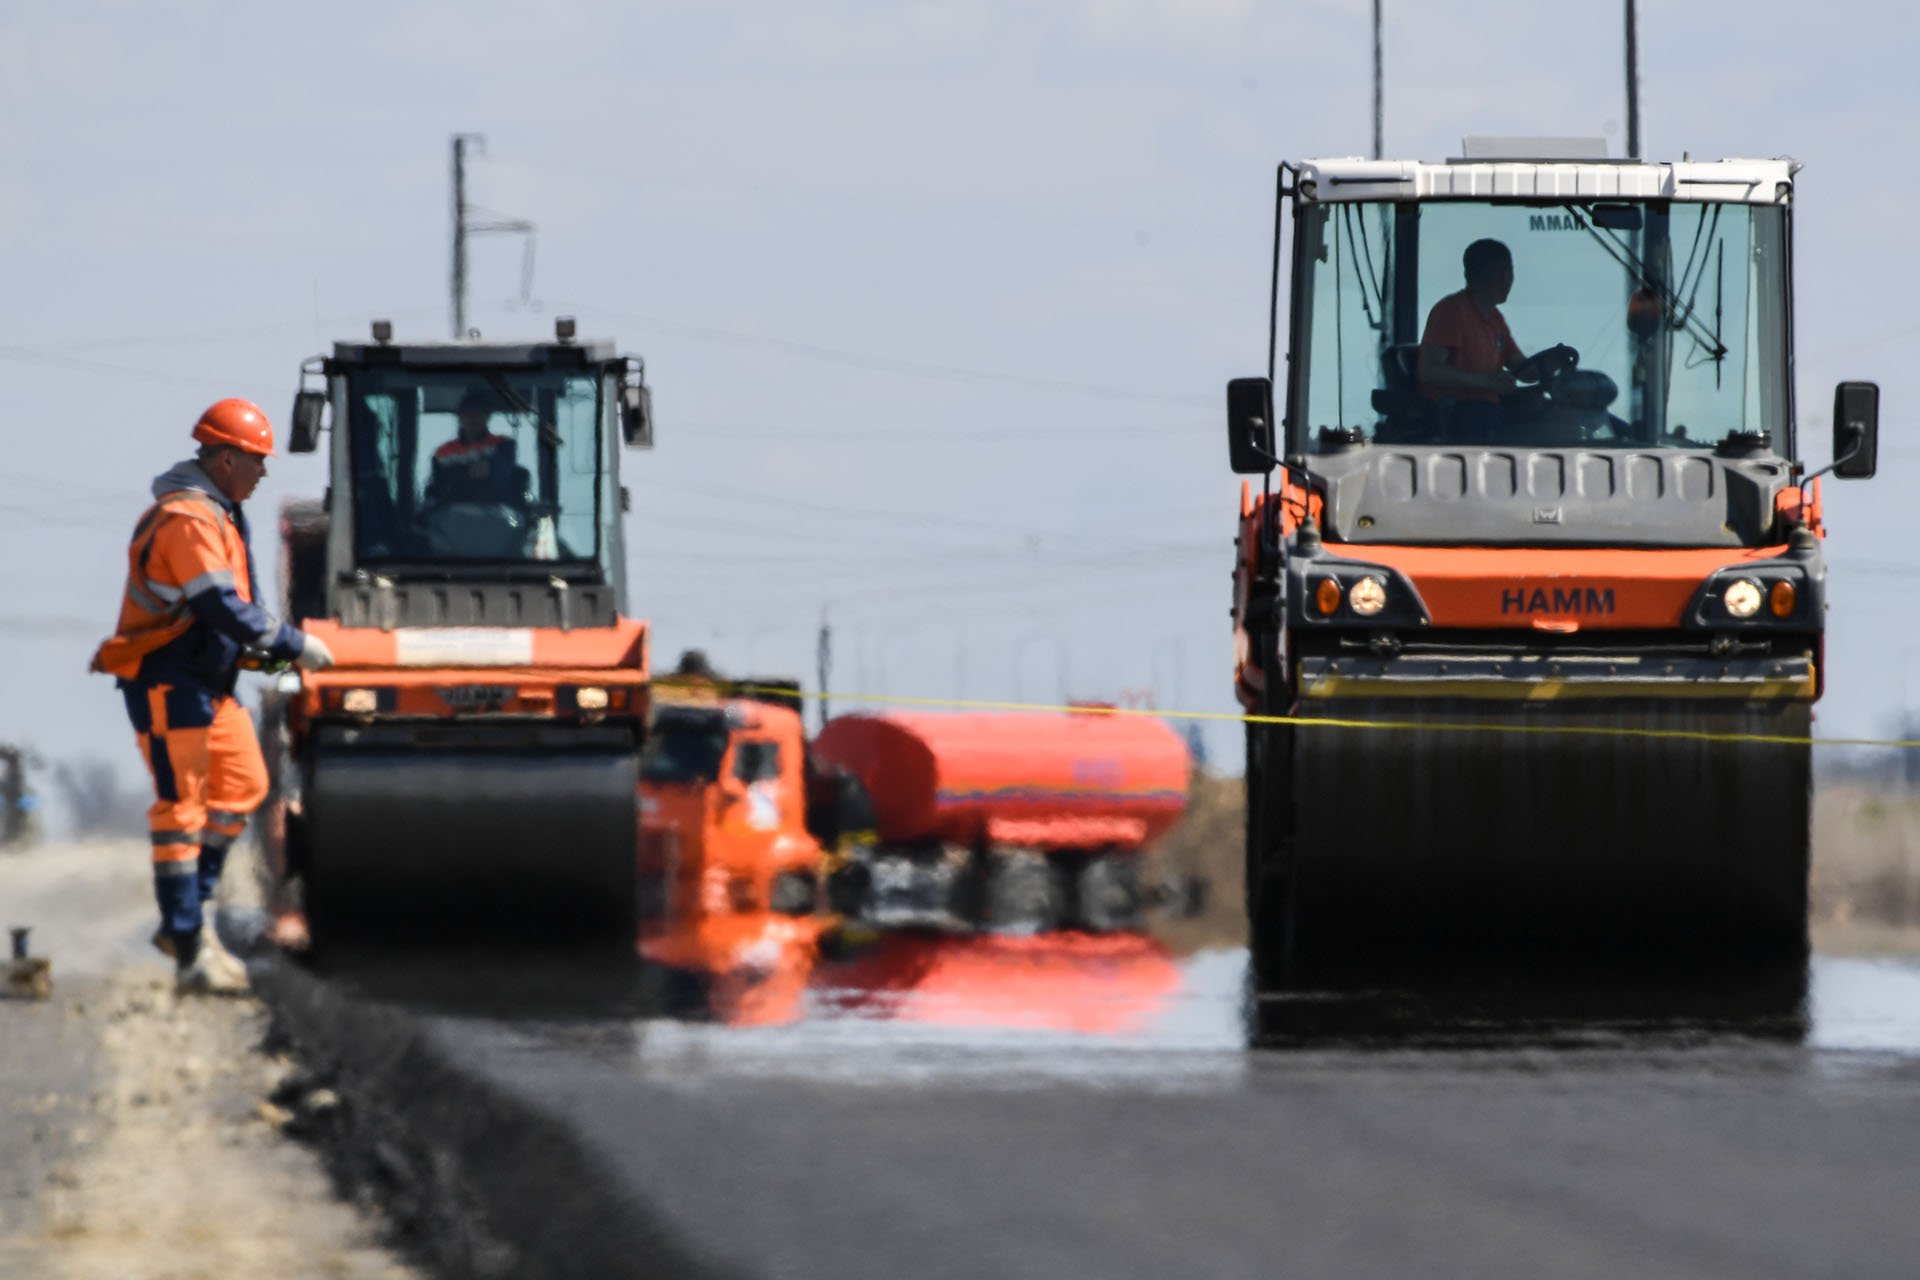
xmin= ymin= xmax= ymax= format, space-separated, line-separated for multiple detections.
xmin=1624 ymin=0 xmax=1641 ymax=159
xmin=449 ymin=133 xmax=537 ymax=340
xmin=1371 ymin=0 xmax=1384 ymax=160
xmin=451 ymin=133 xmax=474 ymax=339
xmin=816 ymin=612 xmax=833 ymax=733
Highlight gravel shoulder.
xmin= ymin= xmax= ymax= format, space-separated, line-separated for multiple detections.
xmin=0 ymin=839 xmax=417 ymax=1279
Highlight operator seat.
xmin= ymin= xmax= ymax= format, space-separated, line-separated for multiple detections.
xmin=1370 ymin=343 xmax=1442 ymax=442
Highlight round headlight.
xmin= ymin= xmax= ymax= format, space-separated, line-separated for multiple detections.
xmin=1724 ymin=578 xmax=1763 ymax=619
xmin=1349 ymin=576 xmax=1388 ymax=616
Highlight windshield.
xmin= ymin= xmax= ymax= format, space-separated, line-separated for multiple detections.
xmin=1290 ymin=199 xmax=1790 ymax=453
xmin=346 ymin=368 xmax=604 ymax=562
xmin=641 ymin=713 xmax=730 ymax=785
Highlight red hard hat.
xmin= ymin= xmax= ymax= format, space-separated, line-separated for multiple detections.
xmin=192 ymin=398 xmax=275 ymax=456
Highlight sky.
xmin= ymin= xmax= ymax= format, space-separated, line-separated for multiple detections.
xmin=4 ymin=1 xmax=1917 ymax=824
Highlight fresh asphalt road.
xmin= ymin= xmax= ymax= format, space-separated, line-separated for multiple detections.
xmin=331 ymin=945 xmax=1920 ymax=1280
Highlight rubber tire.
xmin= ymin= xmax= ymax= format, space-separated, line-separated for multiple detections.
xmin=1075 ymin=855 xmax=1144 ymax=933
xmin=980 ymin=850 xmax=1064 ymax=934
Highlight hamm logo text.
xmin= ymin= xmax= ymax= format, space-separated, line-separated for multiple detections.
xmin=1501 ymin=587 xmax=1616 ymax=616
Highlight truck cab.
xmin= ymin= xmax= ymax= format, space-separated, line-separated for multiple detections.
xmin=637 ymin=688 xmax=828 ymax=930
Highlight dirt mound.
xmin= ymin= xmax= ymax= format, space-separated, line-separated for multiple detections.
xmin=1813 ymin=786 xmax=1920 ymax=952
xmin=1147 ymin=771 xmax=1245 ymax=954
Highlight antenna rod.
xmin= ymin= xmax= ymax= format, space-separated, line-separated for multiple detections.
xmin=1624 ymin=0 xmax=1641 ymax=160
xmin=1371 ymin=0 xmax=1384 ymax=160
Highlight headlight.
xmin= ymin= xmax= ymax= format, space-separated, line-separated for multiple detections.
xmin=1313 ymin=578 xmax=1342 ymax=616
xmin=341 ymin=688 xmax=378 ymax=714
xmin=1348 ymin=576 xmax=1387 ymax=617
xmin=575 ymin=686 xmax=610 ymax=711
xmin=1723 ymin=579 xmax=1763 ymax=619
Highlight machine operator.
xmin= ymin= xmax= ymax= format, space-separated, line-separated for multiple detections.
xmin=1418 ymin=238 xmax=1569 ymax=435
xmin=425 ymin=386 xmax=523 ymax=508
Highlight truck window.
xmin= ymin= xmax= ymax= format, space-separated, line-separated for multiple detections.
xmin=732 ymin=740 xmax=781 ymax=784
xmin=640 ymin=717 xmax=729 ymax=784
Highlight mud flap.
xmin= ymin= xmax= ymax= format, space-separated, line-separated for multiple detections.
xmin=1261 ymin=697 xmax=1812 ymax=989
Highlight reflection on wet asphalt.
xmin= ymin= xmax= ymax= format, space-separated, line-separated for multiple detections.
xmin=621 ymin=947 xmax=1920 ymax=1085
xmin=317 ymin=934 xmax=1920 ymax=1088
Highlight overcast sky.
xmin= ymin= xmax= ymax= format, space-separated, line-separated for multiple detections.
xmin=4 ymin=1 xmax=1916 ymax=820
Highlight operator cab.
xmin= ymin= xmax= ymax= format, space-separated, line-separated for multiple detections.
xmin=1227 ymin=149 xmax=1879 ymax=549
xmin=287 ymin=318 xmax=652 ymax=628
xmin=1287 ymin=156 xmax=1792 ymax=454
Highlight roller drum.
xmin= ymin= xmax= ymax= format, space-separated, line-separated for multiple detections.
xmin=1255 ymin=698 xmax=1812 ymax=988
xmin=302 ymin=724 xmax=639 ymax=941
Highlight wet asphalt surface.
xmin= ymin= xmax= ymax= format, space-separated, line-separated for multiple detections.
xmin=313 ymin=941 xmax=1920 ymax=1279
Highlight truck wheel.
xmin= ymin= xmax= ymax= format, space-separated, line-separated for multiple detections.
xmin=1075 ymin=854 xmax=1143 ymax=933
xmin=980 ymin=849 xmax=1063 ymax=934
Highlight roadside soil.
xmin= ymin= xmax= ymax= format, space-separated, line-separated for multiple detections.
xmin=0 ymin=838 xmax=417 ymax=1279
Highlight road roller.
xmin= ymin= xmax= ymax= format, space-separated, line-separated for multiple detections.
xmin=1226 ymin=146 xmax=1880 ymax=991
xmin=259 ymin=317 xmax=655 ymax=945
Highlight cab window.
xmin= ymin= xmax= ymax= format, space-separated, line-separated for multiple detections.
xmin=732 ymin=740 xmax=781 ymax=784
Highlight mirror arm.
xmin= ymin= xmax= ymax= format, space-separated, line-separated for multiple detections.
xmin=1800 ymin=437 xmax=1862 ymax=486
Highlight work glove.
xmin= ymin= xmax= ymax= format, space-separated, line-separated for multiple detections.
xmin=295 ymin=633 xmax=335 ymax=671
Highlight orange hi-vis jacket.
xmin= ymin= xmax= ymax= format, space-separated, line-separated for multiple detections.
xmin=93 ymin=461 xmax=304 ymax=694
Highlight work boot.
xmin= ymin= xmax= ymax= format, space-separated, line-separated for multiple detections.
xmin=176 ymin=951 xmax=250 ymax=996
xmin=151 ymin=920 xmax=246 ymax=970
xmin=159 ymin=923 xmax=250 ymax=995
xmin=193 ymin=923 xmax=251 ymax=991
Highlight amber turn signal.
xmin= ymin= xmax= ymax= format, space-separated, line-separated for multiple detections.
xmin=1313 ymin=577 xmax=1343 ymax=615
xmin=1769 ymin=580 xmax=1796 ymax=618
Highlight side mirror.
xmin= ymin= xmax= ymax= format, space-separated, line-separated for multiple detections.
xmin=1227 ymin=377 xmax=1277 ymax=474
xmin=620 ymin=359 xmax=653 ymax=448
xmin=288 ymin=390 xmax=326 ymax=454
xmin=1831 ymin=381 xmax=1878 ymax=480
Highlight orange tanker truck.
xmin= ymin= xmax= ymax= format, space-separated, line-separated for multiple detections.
xmin=635 ymin=676 xmax=1194 ymax=941
xmin=259 ymin=317 xmax=656 ymax=946
xmin=1227 ymin=145 xmax=1879 ymax=991
xmin=812 ymin=709 xmax=1190 ymax=934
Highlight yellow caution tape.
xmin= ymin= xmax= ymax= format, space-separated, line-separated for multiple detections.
xmin=659 ymin=679 xmax=1920 ymax=753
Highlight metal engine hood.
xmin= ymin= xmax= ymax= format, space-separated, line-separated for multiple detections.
xmin=1311 ymin=445 xmax=1791 ymax=548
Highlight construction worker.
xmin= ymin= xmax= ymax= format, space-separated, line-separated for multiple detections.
xmin=91 ymin=399 xmax=335 ymax=995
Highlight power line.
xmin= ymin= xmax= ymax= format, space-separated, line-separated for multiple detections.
xmin=578 ymin=304 xmax=1212 ymax=408
xmin=674 ymin=419 xmax=1206 ymax=442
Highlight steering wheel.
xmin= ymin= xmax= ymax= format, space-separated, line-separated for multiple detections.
xmin=1515 ymin=343 xmax=1579 ymax=386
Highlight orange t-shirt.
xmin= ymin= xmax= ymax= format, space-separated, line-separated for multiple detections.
xmin=1419 ymin=291 xmax=1521 ymax=402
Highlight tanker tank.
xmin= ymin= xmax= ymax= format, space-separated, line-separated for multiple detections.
xmin=812 ymin=710 xmax=1189 ymax=934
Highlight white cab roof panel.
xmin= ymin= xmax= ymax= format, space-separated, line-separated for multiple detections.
xmin=1294 ymin=158 xmax=1794 ymax=205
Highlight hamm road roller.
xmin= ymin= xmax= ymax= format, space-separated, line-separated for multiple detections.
xmin=261 ymin=318 xmax=655 ymax=944
xmin=1227 ymin=146 xmax=1879 ymax=990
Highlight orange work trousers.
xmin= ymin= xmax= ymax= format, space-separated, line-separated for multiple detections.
xmin=122 ymin=683 xmax=268 ymax=933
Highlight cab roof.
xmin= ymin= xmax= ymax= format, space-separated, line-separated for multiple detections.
xmin=1292 ymin=156 xmax=1795 ymax=205
xmin=327 ymin=338 xmax=619 ymax=367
